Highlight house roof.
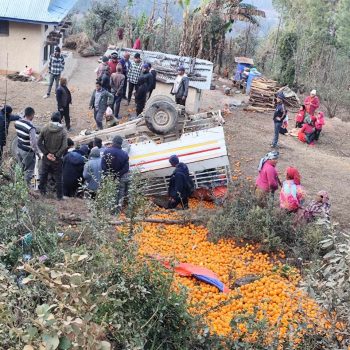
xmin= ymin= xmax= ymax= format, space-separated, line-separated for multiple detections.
xmin=234 ymin=57 xmax=254 ymax=65
xmin=0 ymin=0 xmax=77 ymax=25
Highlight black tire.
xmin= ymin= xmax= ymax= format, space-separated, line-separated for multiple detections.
xmin=146 ymin=94 xmax=175 ymax=110
xmin=144 ymin=100 xmax=179 ymax=135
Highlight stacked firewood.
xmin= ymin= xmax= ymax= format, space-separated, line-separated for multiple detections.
xmin=247 ymin=77 xmax=300 ymax=112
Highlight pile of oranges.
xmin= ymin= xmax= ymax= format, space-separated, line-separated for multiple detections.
xmin=135 ymin=217 xmax=326 ymax=345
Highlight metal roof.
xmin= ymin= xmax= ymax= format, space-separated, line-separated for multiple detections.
xmin=106 ymin=47 xmax=214 ymax=90
xmin=234 ymin=57 xmax=254 ymax=65
xmin=0 ymin=0 xmax=77 ymax=24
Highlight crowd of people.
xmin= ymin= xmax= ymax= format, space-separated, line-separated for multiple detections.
xmin=256 ymin=151 xmax=330 ymax=223
xmin=271 ymin=90 xmax=325 ymax=148
xmin=91 ymin=51 xmax=189 ymax=130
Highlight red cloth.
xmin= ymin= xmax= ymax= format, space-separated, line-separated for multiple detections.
xmin=286 ymin=167 xmax=301 ymax=185
xmin=256 ymin=160 xmax=279 ymax=192
xmin=298 ymin=124 xmax=314 ymax=143
xmin=304 ymin=96 xmax=320 ymax=115
xmin=295 ymin=110 xmax=305 ymax=123
xmin=133 ymin=38 xmax=141 ymax=50
xmin=108 ymin=60 xmax=118 ymax=74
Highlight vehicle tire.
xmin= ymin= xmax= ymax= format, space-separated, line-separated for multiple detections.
xmin=144 ymin=100 xmax=179 ymax=135
xmin=145 ymin=94 xmax=175 ymax=110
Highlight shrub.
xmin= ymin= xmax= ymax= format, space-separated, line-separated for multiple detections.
xmin=208 ymin=181 xmax=325 ymax=261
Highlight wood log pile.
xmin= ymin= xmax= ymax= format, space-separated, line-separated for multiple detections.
xmin=247 ymin=77 xmax=300 ymax=113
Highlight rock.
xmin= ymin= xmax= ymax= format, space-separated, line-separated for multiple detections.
xmin=233 ymin=275 xmax=260 ymax=288
xmin=229 ymin=99 xmax=242 ymax=109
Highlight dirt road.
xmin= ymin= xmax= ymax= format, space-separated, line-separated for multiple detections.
xmin=1 ymin=54 xmax=349 ymax=227
xmin=201 ymin=89 xmax=350 ymax=228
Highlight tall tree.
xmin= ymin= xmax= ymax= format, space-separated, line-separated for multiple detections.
xmin=178 ymin=0 xmax=265 ymax=65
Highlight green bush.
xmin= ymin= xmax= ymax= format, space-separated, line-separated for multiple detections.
xmin=208 ymin=181 xmax=325 ymax=261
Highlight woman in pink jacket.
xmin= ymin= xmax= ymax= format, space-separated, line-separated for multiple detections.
xmin=304 ymin=90 xmax=320 ymax=115
xmin=255 ymin=151 xmax=280 ymax=206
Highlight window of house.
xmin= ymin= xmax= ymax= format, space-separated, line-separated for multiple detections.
xmin=0 ymin=20 xmax=9 ymax=36
xmin=49 ymin=45 xmax=54 ymax=55
xmin=45 ymin=25 xmax=48 ymax=31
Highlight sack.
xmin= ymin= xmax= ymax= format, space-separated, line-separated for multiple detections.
xmin=105 ymin=106 xmax=114 ymax=117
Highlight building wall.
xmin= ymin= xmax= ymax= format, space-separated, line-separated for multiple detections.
xmin=0 ymin=21 xmax=54 ymax=75
xmin=151 ymin=82 xmax=203 ymax=114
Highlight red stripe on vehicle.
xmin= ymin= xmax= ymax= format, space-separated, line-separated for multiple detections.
xmin=132 ymin=147 xmax=221 ymax=167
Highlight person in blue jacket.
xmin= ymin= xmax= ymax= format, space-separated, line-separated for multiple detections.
xmin=62 ymin=145 xmax=89 ymax=197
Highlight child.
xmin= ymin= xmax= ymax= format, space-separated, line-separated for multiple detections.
xmin=295 ymin=105 xmax=306 ymax=128
xmin=315 ymin=111 xmax=325 ymax=141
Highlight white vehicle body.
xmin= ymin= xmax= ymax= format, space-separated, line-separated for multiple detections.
xmin=29 ymin=95 xmax=231 ymax=195
xmin=127 ymin=126 xmax=230 ymax=195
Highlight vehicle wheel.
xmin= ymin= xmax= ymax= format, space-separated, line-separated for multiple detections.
xmin=145 ymin=94 xmax=175 ymax=110
xmin=144 ymin=100 xmax=179 ymax=135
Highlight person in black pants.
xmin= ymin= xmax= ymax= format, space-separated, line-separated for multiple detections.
xmin=56 ymin=78 xmax=72 ymax=131
xmin=167 ymin=155 xmax=192 ymax=209
xmin=135 ymin=64 xmax=153 ymax=116
xmin=148 ymin=63 xmax=157 ymax=98
xmin=38 ymin=112 xmax=68 ymax=200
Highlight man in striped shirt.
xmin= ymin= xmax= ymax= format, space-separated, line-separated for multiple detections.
xmin=15 ymin=107 xmax=40 ymax=186
xmin=127 ymin=53 xmax=142 ymax=104
xmin=44 ymin=46 xmax=65 ymax=99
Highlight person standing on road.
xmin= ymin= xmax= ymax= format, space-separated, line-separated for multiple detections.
xmin=44 ymin=46 xmax=65 ymax=99
xmin=101 ymin=135 xmax=129 ymax=211
xmin=0 ymin=105 xmax=20 ymax=164
xmin=96 ymin=56 xmax=110 ymax=80
xmin=15 ymin=107 xmax=40 ymax=186
xmin=271 ymin=93 xmax=287 ymax=148
xmin=167 ymin=155 xmax=192 ymax=210
xmin=56 ymin=77 xmax=72 ymax=131
xmin=108 ymin=52 xmax=119 ymax=74
xmin=110 ymin=66 xmax=125 ymax=119
xmin=127 ymin=53 xmax=143 ymax=105
xmin=171 ymin=66 xmax=189 ymax=106
xmin=119 ymin=52 xmax=131 ymax=99
xmin=148 ymin=63 xmax=157 ymax=98
xmin=89 ymin=80 xmax=114 ymax=130
xmin=38 ymin=112 xmax=68 ymax=200
xmin=135 ymin=64 xmax=153 ymax=116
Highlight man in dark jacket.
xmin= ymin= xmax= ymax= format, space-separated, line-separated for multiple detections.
xmin=135 ymin=64 xmax=152 ymax=116
xmin=0 ymin=105 xmax=20 ymax=164
xmin=38 ymin=112 xmax=68 ymax=199
xmin=102 ymin=135 xmax=129 ymax=209
xmin=89 ymin=80 xmax=114 ymax=130
xmin=63 ymin=145 xmax=88 ymax=197
xmin=171 ymin=66 xmax=189 ymax=106
xmin=56 ymin=77 xmax=72 ymax=131
xmin=168 ymin=155 xmax=191 ymax=209
xmin=148 ymin=63 xmax=157 ymax=98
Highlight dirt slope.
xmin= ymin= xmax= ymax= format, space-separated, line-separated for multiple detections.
xmin=1 ymin=55 xmax=349 ymax=227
